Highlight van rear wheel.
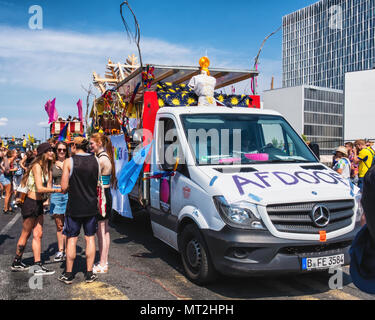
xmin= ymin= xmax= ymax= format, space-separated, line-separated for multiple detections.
xmin=180 ymin=224 xmax=217 ymax=285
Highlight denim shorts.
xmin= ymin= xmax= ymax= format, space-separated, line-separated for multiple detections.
xmin=63 ymin=215 xmax=97 ymax=238
xmin=50 ymin=186 xmax=68 ymax=215
xmin=0 ymin=173 xmax=11 ymax=186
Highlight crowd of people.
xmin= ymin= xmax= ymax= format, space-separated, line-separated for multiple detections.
xmin=0 ymin=134 xmax=116 ymax=284
xmin=332 ymin=139 xmax=375 ymax=192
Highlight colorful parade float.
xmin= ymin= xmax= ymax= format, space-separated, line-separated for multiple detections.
xmin=44 ymin=98 xmax=85 ymax=142
xmin=90 ymin=55 xmax=260 ymax=140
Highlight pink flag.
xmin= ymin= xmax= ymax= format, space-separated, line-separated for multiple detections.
xmin=77 ymin=99 xmax=83 ymax=122
xmin=48 ymin=98 xmax=59 ymax=124
xmin=44 ymin=100 xmax=51 ymax=118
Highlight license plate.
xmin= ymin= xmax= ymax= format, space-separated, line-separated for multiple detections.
xmin=302 ymin=254 xmax=345 ymax=271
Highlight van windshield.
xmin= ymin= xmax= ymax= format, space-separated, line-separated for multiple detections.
xmin=180 ymin=114 xmax=318 ymax=166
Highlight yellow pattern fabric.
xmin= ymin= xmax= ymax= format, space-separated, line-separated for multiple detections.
xmin=27 ymin=169 xmax=48 ymax=193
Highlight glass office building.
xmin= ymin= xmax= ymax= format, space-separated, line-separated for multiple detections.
xmin=303 ymin=86 xmax=344 ymax=155
xmin=263 ymin=85 xmax=344 ymax=156
xmin=283 ymin=0 xmax=375 ymax=90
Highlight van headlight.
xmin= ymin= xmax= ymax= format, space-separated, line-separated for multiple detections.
xmin=355 ymin=194 xmax=364 ymax=223
xmin=213 ymin=196 xmax=266 ymax=230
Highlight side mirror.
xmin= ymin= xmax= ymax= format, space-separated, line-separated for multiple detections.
xmin=160 ymin=157 xmax=180 ymax=172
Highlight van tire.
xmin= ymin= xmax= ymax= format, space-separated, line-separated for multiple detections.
xmin=180 ymin=224 xmax=217 ymax=285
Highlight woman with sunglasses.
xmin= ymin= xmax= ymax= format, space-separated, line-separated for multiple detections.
xmin=50 ymin=142 xmax=69 ymax=262
xmin=11 ymin=143 xmax=61 ymax=275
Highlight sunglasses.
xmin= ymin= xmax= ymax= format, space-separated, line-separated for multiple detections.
xmin=57 ymin=148 xmax=67 ymax=152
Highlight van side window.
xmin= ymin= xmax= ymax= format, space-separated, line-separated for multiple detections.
xmin=157 ymin=118 xmax=183 ymax=167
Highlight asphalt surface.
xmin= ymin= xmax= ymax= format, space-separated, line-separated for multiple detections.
xmin=0 ymin=198 xmax=374 ymax=301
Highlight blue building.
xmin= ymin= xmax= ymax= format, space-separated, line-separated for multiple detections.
xmin=282 ymin=0 xmax=375 ymax=90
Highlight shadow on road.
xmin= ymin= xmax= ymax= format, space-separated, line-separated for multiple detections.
xmin=0 ymin=234 xmax=14 ymax=247
xmin=109 ymin=208 xmax=354 ymax=300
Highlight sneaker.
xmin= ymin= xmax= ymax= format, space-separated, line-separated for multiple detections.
xmin=58 ymin=272 xmax=74 ymax=285
xmin=85 ymin=272 xmax=98 ymax=283
xmin=54 ymin=251 xmax=65 ymax=262
xmin=33 ymin=263 xmax=56 ymax=276
xmin=93 ymin=263 xmax=108 ymax=274
xmin=11 ymin=260 xmax=30 ymax=272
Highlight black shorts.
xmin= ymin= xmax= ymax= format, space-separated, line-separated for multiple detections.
xmin=97 ymin=188 xmax=112 ymax=221
xmin=21 ymin=197 xmax=44 ymax=220
xmin=63 ymin=216 xmax=97 ymax=238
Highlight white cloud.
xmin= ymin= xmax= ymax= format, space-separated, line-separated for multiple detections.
xmin=0 ymin=25 xmax=282 ymax=139
xmin=0 ymin=26 xmax=281 ymax=96
xmin=37 ymin=121 xmax=49 ymax=127
xmin=0 ymin=27 xmax=199 ymax=95
xmin=0 ymin=117 xmax=8 ymax=126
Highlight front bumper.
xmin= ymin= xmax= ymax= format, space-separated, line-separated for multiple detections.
xmin=202 ymin=224 xmax=362 ymax=277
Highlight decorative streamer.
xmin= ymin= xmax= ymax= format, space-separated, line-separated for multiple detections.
xmin=120 ymin=1 xmax=143 ymax=68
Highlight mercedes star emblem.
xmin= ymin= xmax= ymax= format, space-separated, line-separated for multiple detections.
xmin=311 ymin=205 xmax=330 ymax=228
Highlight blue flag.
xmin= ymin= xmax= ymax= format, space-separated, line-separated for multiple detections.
xmin=118 ymin=142 xmax=153 ymax=195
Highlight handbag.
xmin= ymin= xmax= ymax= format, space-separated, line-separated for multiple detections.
xmin=96 ymin=157 xmax=107 ymax=218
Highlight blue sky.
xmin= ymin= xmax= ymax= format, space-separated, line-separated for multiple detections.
xmin=0 ymin=0 xmax=316 ymax=140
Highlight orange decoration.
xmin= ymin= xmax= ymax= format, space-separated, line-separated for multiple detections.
xmin=319 ymin=231 xmax=327 ymax=242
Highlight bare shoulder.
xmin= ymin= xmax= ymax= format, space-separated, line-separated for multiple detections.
xmin=63 ymin=158 xmax=71 ymax=170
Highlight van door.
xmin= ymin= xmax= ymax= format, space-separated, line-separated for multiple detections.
xmin=149 ymin=116 xmax=185 ymax=250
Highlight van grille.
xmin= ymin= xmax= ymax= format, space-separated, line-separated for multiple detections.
xmin=266 ymin=200 xmax=355 ymax=234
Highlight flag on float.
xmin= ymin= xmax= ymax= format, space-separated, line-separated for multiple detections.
xmin=77 ymin=99 xmax=83 ymax=122
xmin=58 ymin=123 xmax=69 ymax=142
xmin=28 ymin=134 xmax=35 ymax=144
xmin=44 ymin=100 xmax=51 ymax=118
xmin=48 ymin=98 xmax=59 ymax=124
xmin=23 ymin=139 xmax=27 ymax=148
xmin=118 ymin=142 xmax=153 ymax=195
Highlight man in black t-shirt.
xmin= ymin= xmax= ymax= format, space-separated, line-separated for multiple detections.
xmin=58 ymin=137 xmax=99 ymax=284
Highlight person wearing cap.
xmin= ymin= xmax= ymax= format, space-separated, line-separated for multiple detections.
xmin=350 ymin=163 xmax=375 ymax=294
xmin=333 ymin=146 xmax=351 ymax=180
xmin=11 ymin=142 xmax=61 ymax=275
xmin=58 ymin=137 xmax=99 ymax=284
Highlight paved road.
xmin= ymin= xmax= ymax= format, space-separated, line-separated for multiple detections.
xmin=0 ymin=198 xmax=374 ymax=301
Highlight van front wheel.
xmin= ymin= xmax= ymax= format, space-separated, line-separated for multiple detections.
xmin=180 ymin=224 xmax=217 ymax=285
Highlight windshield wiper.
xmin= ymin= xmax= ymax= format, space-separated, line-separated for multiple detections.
xmin=268 ymin=159 xmax=311 ymax=163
